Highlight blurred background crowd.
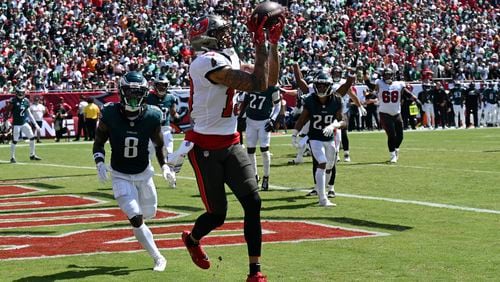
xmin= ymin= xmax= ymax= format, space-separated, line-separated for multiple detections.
xmin=0 ymin=0 xmax=498 ymax=94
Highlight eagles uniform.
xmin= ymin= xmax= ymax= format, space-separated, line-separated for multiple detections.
xmin=8 ymin=91 xmax=41 ymax=163
xmin=482 ymin=84 xmax=498 ymax=126
xmin=244 ymin=86 xmax=281 ymax=189
xmin=146 ymin=92 xmax=178 ymax=155
xmin=92 ymin=72 xmax=173 ymax=272
xmin=449 ymin=85 xmax=466 ymax=128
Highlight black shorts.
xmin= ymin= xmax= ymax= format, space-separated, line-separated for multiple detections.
xmin=188 ymin=143 xmax=258 ymax=214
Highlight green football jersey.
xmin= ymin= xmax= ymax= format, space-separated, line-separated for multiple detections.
xmin=100 ymin=103 xmax=162 ymax=174
xmin=303 ymin=94 xmax=342 ymax=142
xmin=10 ymin=97 xmax=31 ymax=126
xmin=145 ymin=92 xmax=177 ymax=126
xmin=245 ymin=87 xmax=280 ymax=121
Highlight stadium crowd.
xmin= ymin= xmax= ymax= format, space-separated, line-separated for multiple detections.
xmin=0 ymin=0 xmax=498 ymax=95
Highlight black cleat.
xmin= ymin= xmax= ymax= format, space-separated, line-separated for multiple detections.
xmin=261 ymin=176 xmax=269 ymax=191
xmin=30 ymin=155 xmax=42 ymax=161
xmin=10 ymin=158 xmax=16 ymax=163
xmin=306 ymin=189 xmax=317 ymax=196
xmin=255 ymin=175 xmax=260 ymax=184
xmin=327 ymin=190 xmax=336 ymax=198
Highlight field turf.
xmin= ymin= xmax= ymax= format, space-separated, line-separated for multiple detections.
xmin=0 ymin=127 xmax=499 ymax=281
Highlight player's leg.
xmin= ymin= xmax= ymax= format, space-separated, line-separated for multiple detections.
xmin=162 ymin=129 xmax=174 ymax=156
xmin=306 ymin=152 xmax=319 ymax=196
xmin=10 ymin=125 xmax=21 ymax=162
xmin=246 ymin=119 xmax=260 ymax=180
xmin=341 ymin=113 xmax=350 ymax=161
xmin=394 ymin=114 xmax=404 ymax=160
xmin=225 ymin=144 xmax=264 ymax=277
xmin=324 ymin=140 xmax=337 ymax=198
xmin=380 ymin=113 xmax=398 ymax=162
xmin=309 ymin=140 xmax=334 ymax=206
xmin=112 ymin=176 xmax=165 ymax=271
xmin=259 ymin=125 xmax=271 ymax=191
xmin=21 ymin=123 xmax=39 ymax=160
xmin=184 ymin=146 xmax=228 ymax=269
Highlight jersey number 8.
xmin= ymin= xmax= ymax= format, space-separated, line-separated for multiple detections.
xmin=124 ymin=137 xmax=139 ymax=158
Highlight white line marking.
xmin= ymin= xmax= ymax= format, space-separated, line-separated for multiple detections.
xmin=2 ymin=160 xmax=499 ymax=215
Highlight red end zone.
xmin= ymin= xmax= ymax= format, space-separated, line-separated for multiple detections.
xmin=0 ymin=195 xmax=105 ymax=211
xmin=0 ymin=185 xmax=44 ymax=197
xmin=0 ymin=221 xmax=388 ymax=260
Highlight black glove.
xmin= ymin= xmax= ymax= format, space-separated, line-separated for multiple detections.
xmin=265 ymin=119 xmax=275 ymax=132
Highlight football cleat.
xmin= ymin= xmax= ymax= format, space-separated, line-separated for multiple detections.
xmin=389 ymin=152 xmax=398 ymax=163
xmin=306 ymin=189 xmax=318 ymax=196
xmin=10 ymin=158 xmax=16 ymax=163
xmin=246 ymin=272 xmax=268 ymax=282
xmin=327 ymin=190 xmax=336 ymax=198
xmin=344 ymin=153 xmax=351 ymax=162
xmin=261 ymin=176 xmax=269 ymax=191
xmin=182 ymin=231 xmax=210 ymax=269
xmin=287 ymin=159 xmax=302 ymax=165
xmin=153 ymin=256 xmax=167 ymax=272
xmin=319 ymin=199 xmax=336 ymax=207
xmin=30 ymin=155 xmax=42 ymax=161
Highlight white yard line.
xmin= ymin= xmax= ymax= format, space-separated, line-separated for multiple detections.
xmin=1 ymin=159 xmax=499 ymax=215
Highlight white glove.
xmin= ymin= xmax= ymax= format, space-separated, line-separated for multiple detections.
xmin=358 ymin=106 xmax=367 ymax=116
xmin=96 ymin=162 xmax=109 ymax=183
xmin=162 ymin=164 xmax=176 ymax=188
xmin=323 ymin=120 xmax=341 ymax=137
xmin=166 ymin=140 xmax=194 ymax=173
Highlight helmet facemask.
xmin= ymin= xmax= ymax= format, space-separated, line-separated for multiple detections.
xmin=383 ymin=69 xmax=394 ymax=84
xmin=314 ymin=82 xmax=332 ymax=98
xmin=154 ymin=76 xmax=169 ymax=97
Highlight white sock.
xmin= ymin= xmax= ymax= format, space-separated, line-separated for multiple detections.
xmin=315 ymin=168 xmax=326 ymax=202
xmin=295 ymin=145 xmax=306 ymax=163
xmin=262 ymin=151 xmax=270 ymax=177
xmin=248 ymin=152 xmax=257 ymax=176
xmin=10 ymin=143 xmax=16 ymax=159
xmin=344 ymin=150 xmax=349 ymax=156
xmin=133 ymin=224 xmax=162 ymax=259
xmin=327 ymin=184 xmax=335 ymax=192
xmin=29 ymin=139 xmax=35 ymax=156
xmin=325 ymin=171 xmax=332 ymax=187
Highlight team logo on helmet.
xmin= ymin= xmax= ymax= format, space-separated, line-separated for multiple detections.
xmin=189 ymin=15 xmax=231 ymax=51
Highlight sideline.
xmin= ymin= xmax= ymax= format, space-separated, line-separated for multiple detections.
xmin=1 ymin=160 xmax=499 ymax=215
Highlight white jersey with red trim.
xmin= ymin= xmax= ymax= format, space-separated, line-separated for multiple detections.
xmin=375 ymin=79 xmax=406 ymax=115
xmin=189 ymin=50 xmax=241 ymax=135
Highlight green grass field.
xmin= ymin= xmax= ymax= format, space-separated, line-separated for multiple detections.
xmin=0 ymin=128 xmax=499 ymax=281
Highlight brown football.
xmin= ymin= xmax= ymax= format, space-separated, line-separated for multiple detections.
xmin=251 ymin=1 xmax=285 ymax=29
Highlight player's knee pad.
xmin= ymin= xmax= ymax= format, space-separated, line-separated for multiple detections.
xmin=259 ymin=146 xmax=269 ymax=152
xmin=240 ymin=191 xmax=262 ymax=215
xmin=129 ymin=214 xmax=143 ymax=228
xmin=247 ymin=147 xmax=256 ymax=154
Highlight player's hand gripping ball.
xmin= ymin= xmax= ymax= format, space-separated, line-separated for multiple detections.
xmin=250 ymin=1 xmax=285 ymax=29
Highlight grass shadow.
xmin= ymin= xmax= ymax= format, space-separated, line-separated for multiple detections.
xmin=13 ymin=265 xmax=147 ymax=282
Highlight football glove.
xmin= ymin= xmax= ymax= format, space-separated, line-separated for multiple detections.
xmin=268 ymin=16 xmax=286 ymax=44
xmin=358 ymin=106 xmax=367 ymax=116
xmin=264 ymin=119 xmax=275 ymax=132
xmin=96 ymin=161 xmax=109 ymax=183
xmin=247 ymin=15 xmax=268 ymax=45
xmin=323 ymin=120 xmax=341 ymax=137
xmin=167 ymin=140 xmax=194 ymax=173
xmin=162 ymin=164 xmax=176 ymax=188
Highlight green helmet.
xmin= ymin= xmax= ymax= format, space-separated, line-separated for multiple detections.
xmin=119 ymin=71 xmax=149 ymax=119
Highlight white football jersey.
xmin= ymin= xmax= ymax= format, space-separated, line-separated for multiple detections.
xmin=189 ymin=50 xmax=241 ymax=135
xmin=375 ymin=79 xmax=406 ymax=115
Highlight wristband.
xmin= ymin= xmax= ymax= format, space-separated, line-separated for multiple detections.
xmin=93 ymin=152 xmax=105 ymax=163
